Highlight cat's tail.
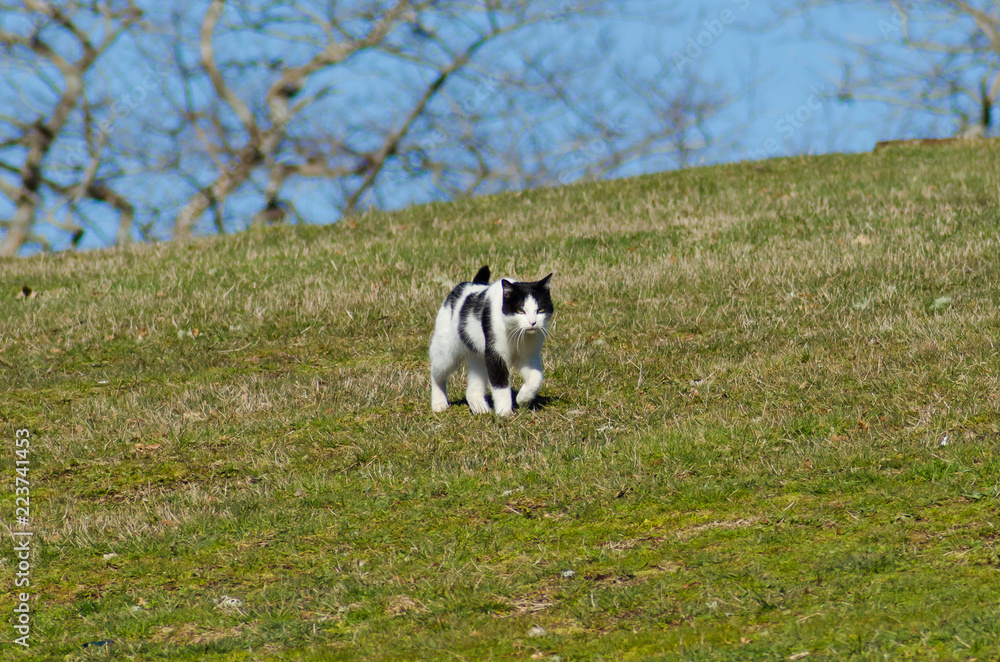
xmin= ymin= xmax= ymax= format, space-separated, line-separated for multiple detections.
xmin=472 ymin=265 xmax=490 ymax=284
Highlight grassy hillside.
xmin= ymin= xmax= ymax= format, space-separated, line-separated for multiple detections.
xmin=2 ymin=142 xmax=1000 ymax=660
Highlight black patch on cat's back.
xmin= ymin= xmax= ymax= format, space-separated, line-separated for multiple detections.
xmin=444 ymin=282 xmax=470 ymax=310
xmin=458 ymin=289 xmax=486 ymax=351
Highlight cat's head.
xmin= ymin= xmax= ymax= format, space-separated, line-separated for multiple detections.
xmin=500 ymin=274 xmax=553 ymax=334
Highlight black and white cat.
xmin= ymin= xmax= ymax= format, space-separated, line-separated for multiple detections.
xmin=430 ymin=266 xmax=553 ymax=416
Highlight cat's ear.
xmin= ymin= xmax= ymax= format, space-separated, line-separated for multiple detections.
xmin=537 ymin=273 xmax=553 ymax=289
xmin=501 ymin=279 xmax=515 ymax=298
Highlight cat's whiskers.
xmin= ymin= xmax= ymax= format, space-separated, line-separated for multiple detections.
xmin=508 ymin=322 xmax=551 ymax=356
xmin=509 ymin=326 xmax=525 ymax=355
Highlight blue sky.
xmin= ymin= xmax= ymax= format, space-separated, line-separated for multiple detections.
xmin=644 ymin=1 xmax=906 ymax=161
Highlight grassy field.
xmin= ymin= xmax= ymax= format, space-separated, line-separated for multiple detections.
xmin=2 ymin=141 xmax=1000 ymax=660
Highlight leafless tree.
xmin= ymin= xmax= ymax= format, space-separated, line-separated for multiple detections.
xmin=1 ymin=0 xmax=739 ymax=255
xmin=0 ymin=0 xmax=144 ymax=257
xmin=775 ymin=1 xmax=999 ymax=140
xmin=154 ymin=0 xmax=738 ymax=241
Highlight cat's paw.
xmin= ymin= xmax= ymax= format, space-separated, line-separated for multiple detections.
xmin=495 ymin=405 xmax=514 ymax=417
xmin=468 ymin=398 xmax=491 ymax=415
xmin=431 ymin=398 xmax=449 ymax=413
xmin=492 ymin=388 xmax=513 ymax=416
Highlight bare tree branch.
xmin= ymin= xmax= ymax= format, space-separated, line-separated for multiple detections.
xmin=344 ymin=35 xmax=488 ymax=213
xmin=2 ymin=1 xmax=738 ymax=252
xmin=199 ymin=0 xmax=257 ymax=135
xmin=775 ymin=0 xmax=1000 ymax=141
xmin=172 ymin=0 xmax=415 ymax=239
xmin=0 ymin=0 xmax=142 ymax=256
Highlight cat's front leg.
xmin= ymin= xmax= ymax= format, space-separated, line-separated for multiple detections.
xmin=492 ymin=386 xmax=513 ymax=416
xmin=466 ymin=357 xmax=492 ymax=414
xmin=516 ymin=359 xmax=543 ymax=407
xmin=485 ymin=350 xmax=513 ymax=416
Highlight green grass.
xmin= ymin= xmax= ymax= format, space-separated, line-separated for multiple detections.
xmin=3 ymin=141 xmax=1000 ymax=660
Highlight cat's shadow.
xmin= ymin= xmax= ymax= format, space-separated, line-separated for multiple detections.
xmin=453 ymin=393 xmax=560 ymax=414
xmin=521 ymin=394 xmax=558 ymax=412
